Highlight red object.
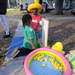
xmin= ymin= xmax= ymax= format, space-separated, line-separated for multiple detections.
xmin=29 ymin=13 xmax=42 ymax=32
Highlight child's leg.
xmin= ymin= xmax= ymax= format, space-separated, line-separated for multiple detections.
xmin=11 ymin=47 xmax=34 ymax=58
xmin=18 ymin=47 xmax=33 ymax=55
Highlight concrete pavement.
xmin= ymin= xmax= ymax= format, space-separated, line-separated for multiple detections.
xmin=6 ymin=17 xmax=75 ymax=22
xmin=7 ymin=18 xmax=21 ymax=22
xmin=0 ymin=56 xmax=26 ymax=75
xmin=45 ymin=17 xmax=75 ymax=21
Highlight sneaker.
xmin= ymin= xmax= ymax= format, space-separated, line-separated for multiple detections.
xmin=11 ymin=47 xmax=20 ymax=58
xmin=3 ymin=33 xmax=11 ymax=38
xmin=4 ymin=31 xmax=11 ymax=34
xmin=0 ymin=56 xmax=4 ymax=58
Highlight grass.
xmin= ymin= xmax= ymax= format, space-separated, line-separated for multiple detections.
xmin=7 ymin=9 xmax=19 ymax=11
xmin=6 ymin=9 xmax=28 ymax=18
xmin=6 ymin=8 xmax=74 ymax=18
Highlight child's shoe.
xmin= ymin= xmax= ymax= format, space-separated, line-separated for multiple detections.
xmin=11 ymin=47 xmax=20 ymax=58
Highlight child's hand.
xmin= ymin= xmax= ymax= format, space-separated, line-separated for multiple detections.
xmin=32 ymin=45 xmax=36 ymax=49
xmin=29 ymin=39 xmax=36 ymax=49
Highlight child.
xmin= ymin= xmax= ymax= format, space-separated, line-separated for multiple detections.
xmin=11 ymin=14 xmax=40 ymax=58
xmin=28 ymin=0 xmax=43 ymax=40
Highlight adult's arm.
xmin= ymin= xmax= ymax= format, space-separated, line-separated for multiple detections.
xmin=39 ymin=15 xmax=45 ymax=26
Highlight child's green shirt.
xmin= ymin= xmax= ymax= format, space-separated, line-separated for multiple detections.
xmin=23 ymin=25 xmax=37 ymax=49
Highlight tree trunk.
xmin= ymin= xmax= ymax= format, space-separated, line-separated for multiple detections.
xmin=55 ymin=0 xmax=63 ymax=15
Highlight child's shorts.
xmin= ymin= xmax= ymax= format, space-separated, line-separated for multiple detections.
xmin=35 ymin=31 xmax=41 ymax=40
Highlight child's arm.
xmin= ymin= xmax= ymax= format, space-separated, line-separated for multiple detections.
xmin=29 ymin=39 xmax=35 ymax=49
xmin=39 ymin=16 xmax=45 ymax=26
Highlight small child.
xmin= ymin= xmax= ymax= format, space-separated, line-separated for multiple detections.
xmin=11 ymin=14 xmax=40 ymax=58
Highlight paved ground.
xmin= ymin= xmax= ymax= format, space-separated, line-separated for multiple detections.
xmin=7 ymin=17 xmax=75 ymax=22
xmin=0 ymin=17 xmax=75 ymax=75
xmin=46 ymin=17 xmax=75 ymax=20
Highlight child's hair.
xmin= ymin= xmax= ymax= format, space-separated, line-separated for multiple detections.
xmin=22 ymin=14 xmax=32 ymax=27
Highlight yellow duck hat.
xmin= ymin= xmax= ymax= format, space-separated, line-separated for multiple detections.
xmin=28 ymin=0 xmax=42 ymax=13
